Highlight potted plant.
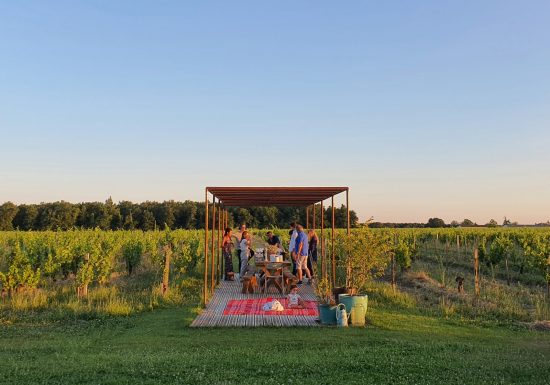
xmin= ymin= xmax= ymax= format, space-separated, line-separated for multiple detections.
xmin=336 ymin=231 xmax=390 ymax=326
xmin=315 ymin=277 xmax=337 ymax=325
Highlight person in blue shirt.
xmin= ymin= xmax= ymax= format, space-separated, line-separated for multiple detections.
xmin=293 ymin=224 xmax=312 ymax=284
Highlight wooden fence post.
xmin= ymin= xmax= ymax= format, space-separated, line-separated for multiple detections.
xmin=162 ymin=245 xmax=172 ymax=295
xmin=391 ymin=234 xmax=397 ymax=292
xmin=474 ymin=248 xmax=480 ymax=297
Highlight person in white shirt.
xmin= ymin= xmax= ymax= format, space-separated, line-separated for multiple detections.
xmin=288 ymin=222 xmax=298 ymax=274
xmin=288 ymin=222 xmax=297 ymax=253
xmin=233 ymin=224 xmax=247 ymax=276
xmin=239 ymin=230 xmax=251 ymax=279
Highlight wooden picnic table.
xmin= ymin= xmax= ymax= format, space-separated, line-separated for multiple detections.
xmin=255 ymin=260 xmax=292 ymax=294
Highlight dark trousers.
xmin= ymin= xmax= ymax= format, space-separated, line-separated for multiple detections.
xmin=223 ymin=251 xmax=233 ymax=278
xmin=308 ymin=249 xmax=317 ymax=276
xmin=307 ymin=253 xmax=314 ymax=276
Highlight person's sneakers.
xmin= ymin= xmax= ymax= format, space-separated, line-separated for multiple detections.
xmin=297 ymin=281 xmax=303 ymax=285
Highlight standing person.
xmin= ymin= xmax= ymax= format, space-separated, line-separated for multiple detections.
xmin=239 ymin=230 xmax=251 ymax=279
xmin=308 ymin=229 xmax=319 ymax=278
xmin=222 ymin=227 xmax=234 ymax=280
xmin=288 ymin=223 xmax=298 ymax=274
xmin=294 ymin=225 xmax=312 ymax=284
xmin=233 ymin=224 xmax=246 ymax=276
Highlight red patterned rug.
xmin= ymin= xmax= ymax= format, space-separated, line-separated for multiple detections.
xmin=223 ymin=297 xmax=318 ymax=316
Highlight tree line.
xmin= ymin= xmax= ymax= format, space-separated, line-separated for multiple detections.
xmin=0 ymin=198 xmax=359 ymax=231
xmin=369 ymin=217 xmax=542 ymax=229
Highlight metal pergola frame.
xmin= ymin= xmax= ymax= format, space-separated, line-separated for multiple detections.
xmin=202 ymin=186 xmax=351 ymax=305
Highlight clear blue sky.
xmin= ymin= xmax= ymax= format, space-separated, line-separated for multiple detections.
xmin=1 ymin=1 xmax=549 ymax=224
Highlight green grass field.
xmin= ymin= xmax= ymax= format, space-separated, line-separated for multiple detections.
xmin=1 ymin=305 xmax=549 ymax=385
xmin=1 ymin=228 xmax=549 ymax=384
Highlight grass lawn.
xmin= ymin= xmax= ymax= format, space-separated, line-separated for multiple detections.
xmin=1 ymin=306 xmax=549 ymax=385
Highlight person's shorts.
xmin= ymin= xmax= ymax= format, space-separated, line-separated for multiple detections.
xmin=297 ymin=255 xmax=308 ymax=270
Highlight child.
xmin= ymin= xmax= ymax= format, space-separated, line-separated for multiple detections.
xmin=287 ymin=285 xmax=305 ymax=309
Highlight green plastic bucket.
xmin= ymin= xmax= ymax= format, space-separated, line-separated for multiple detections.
xmin=318 ymin=304 xmax=337 ymax=325
xmin=338 ymin=294 xmax=368 ymax=326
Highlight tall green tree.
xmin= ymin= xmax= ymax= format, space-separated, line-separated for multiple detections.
xmin=12 ymin=204 xmax=39 ymax=230
xmin=0 ymin=202 xmax=19 ymax=230
xmin=36 ymin=201 xmax=79 ymax=230
xmin=427 ymin=218 xmax=446 ymax=228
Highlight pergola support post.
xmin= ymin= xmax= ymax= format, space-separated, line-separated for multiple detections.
xmin=331 ymin=195 xmax=336 ymax=287
xmin=203 ymin=188 xmax=209 ymax=306
xmin=211 ymin=197 xmax=216 ymax=294
xmin=217 ymin=202 xmax=222 ymax=284
xmin=321 ymin=200 xmax=325 ymax=281
xmin=346 ymin=188 xmax=351 ymax=288
xmin=312 ymin=203 xmax=316 ymax=230
xmin=346 ymin=188 xmax=350 ymax=236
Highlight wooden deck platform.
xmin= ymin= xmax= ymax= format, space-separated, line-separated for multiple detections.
xmin=191 ymin=279 xmax=319 ymax=327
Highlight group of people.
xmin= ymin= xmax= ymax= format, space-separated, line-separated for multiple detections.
xmin=221 ymin=222 xmax=320 ymax=286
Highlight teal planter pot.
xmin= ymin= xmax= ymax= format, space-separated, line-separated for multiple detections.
xmin=318 ymin=304 xmax=337 ymax=325
xmin=338 ymin=294 xmax=368 ymax=326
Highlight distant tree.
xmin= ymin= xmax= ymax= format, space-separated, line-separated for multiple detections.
xmin=123 ymin=211 xmax=135 ymax=230
xmin=194 ymin=203 xmax=206 ymax=229
xmin=486 ymin=219 xmax=499 ymax=227
xmin=450 ymin=220 xmax=460 ymax=227
xmin=0 ymin=202 xmax=18 ymax=230
xmin=77 ymin=202 xmax=112 ymax=230
xmin=426 ymin=217 xmax=446 ymax=228
xmin=461 ymin=219 xmax=476 ymax=227
xmin=276 ymin=207 xmax=303 ymax=228
xmin=140 ymin=210 xmax=156 ymax=231
xmin=503 ymin=216 xmax=511 ymax=226
xmin=36 ymin=201 xmax=79 ymax=230
xmin=118 ymin=201 xmax=136 ymax=230
xmin=12 ymin=204 xmax=38 ymax=230
xmin=175 ymin=201 xmax=197 ymax=229
xmin=249 ymin=207 xmax=278 ymax=228
xmin=105 ymin=197 xmax=122 ymax=229
xmin=159 ymin=201 xmax=176 ymax=229
xmin=0 ymin=199 xmax=359 ymax=230
xmin=334 ymin=204 xmax=359 ymax=228
xmin=110 ymin=211 xmax=122 ymax=229
xmin=234 ymin=208 xmax=253 ymax=228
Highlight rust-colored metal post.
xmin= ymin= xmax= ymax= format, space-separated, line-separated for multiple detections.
xmin=331 ymin=195 xmax=336 ymax=287
xmin=203 ymin=188 xmax=209 ymax=306
xmin=306 ymin=206 xmax=310 ymax=229
xmin=346 ymin=188 xmax=350 ymax=236
xmin=321 ymin=200 xmax=325 ymax=280
xmin=313 ymin=203 xmax=316 ymax=230
xmin=211 ymin=197 xmax=216 ymax=294
xmin=217 ymin=202 xmax=222 ymax=284
xmin=222 ymin=208 xmax=227 ymax=277
xmin=345 ymin=188 xmax=351 ymax=291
